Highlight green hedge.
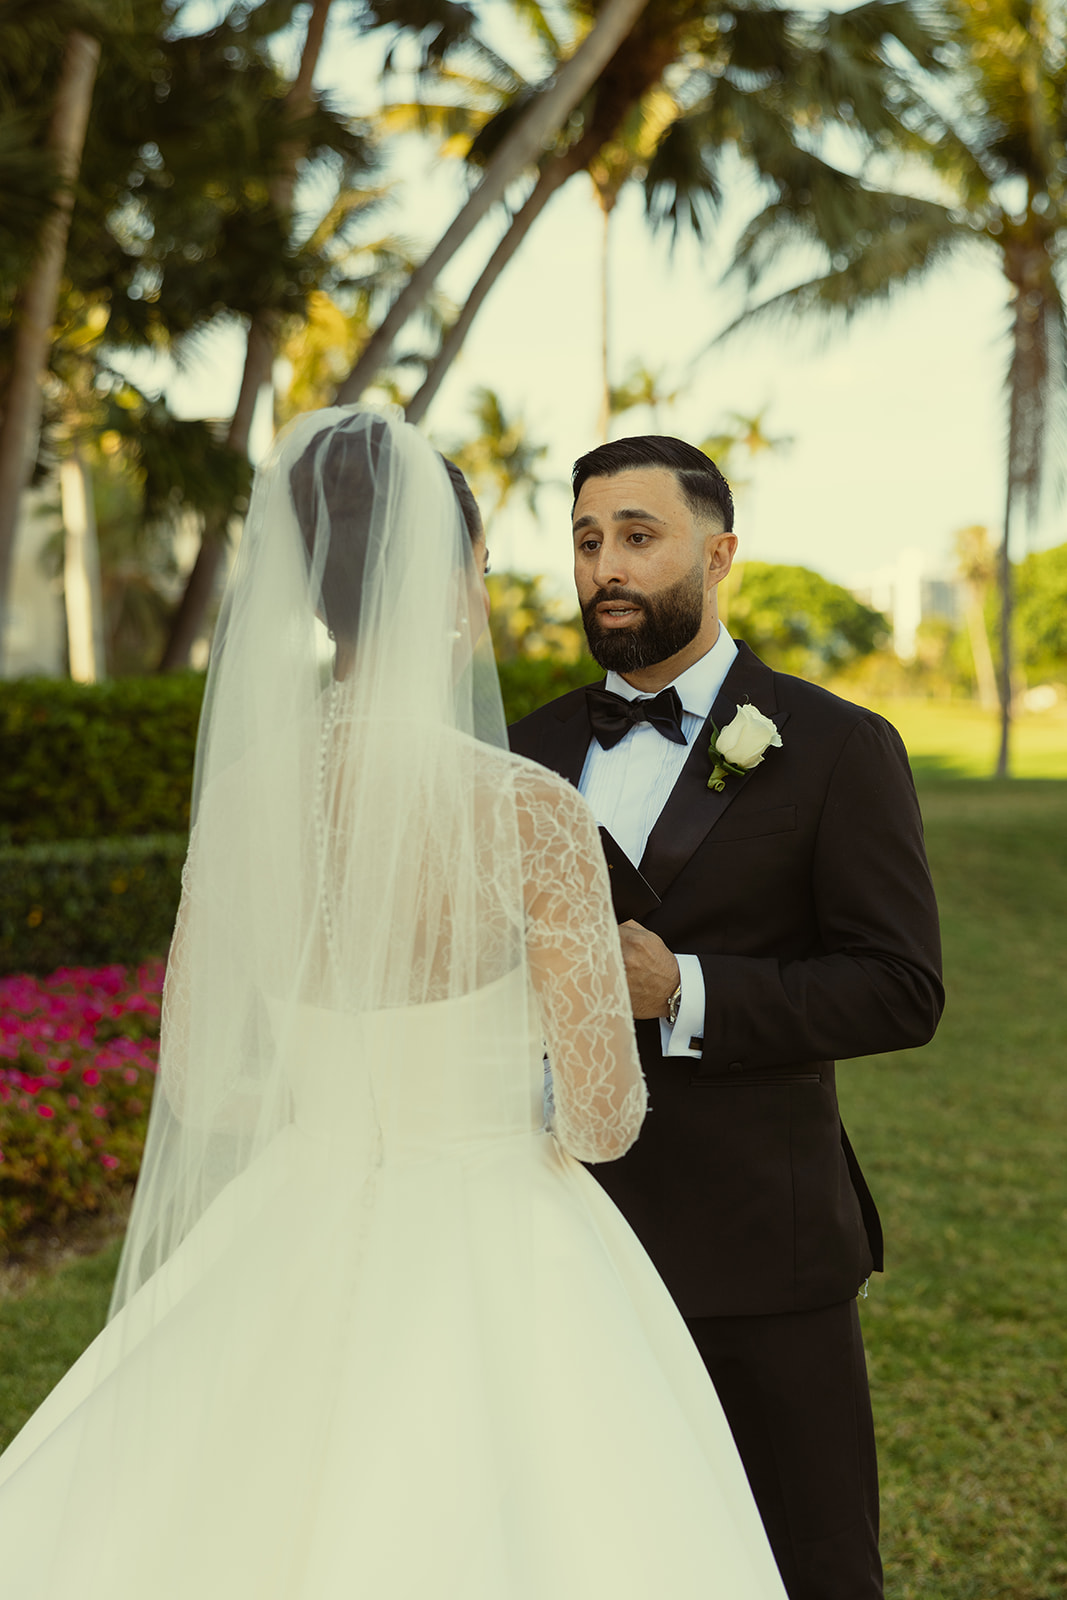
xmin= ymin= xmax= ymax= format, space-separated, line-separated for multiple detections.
xmin=498 ymin=655 xmax=598 ymax=724
xmin=0 ymin=663 xmax=599 ymax=847
xmin=0 ymin=835 xmax=185 ymax=974
xmin=0 ymin=660 xmax=599 ymax=970
xmin=0 ymin=675 xmax=203 ymax=845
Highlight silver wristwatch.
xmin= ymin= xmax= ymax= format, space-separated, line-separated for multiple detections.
xmin=665 ymin=981 xmax=682 ymax=1028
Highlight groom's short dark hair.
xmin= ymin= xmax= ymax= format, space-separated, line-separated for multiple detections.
xmin=572 ymin=436 xmax=734 ymax=533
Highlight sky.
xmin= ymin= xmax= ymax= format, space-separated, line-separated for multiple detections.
xmin=162 ymin=1 xmax=1060 ymax=603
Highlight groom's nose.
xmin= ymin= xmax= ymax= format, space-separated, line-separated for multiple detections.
xmin=591 ymin=540 xmax=628 ymax=589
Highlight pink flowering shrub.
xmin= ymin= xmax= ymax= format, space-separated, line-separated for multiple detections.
xmin=0 ymin=961 xmax=163 ymax=1250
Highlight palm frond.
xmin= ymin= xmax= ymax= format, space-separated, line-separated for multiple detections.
xmin=642 ymin=114 xmax=723 ymax=244
xmin=721 ymin=211 xmax=971 ymax=340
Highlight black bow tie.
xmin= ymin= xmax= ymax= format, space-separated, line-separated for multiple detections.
xmin=586 ymin=685 xmax=687 ymax=750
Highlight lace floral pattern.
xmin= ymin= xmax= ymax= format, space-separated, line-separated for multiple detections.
xmin=514 ymin=757 xmax=647 ymax=1163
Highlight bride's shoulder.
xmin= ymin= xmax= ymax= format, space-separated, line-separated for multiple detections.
xmin=507 ymin=751 xmax=584 ymax=807
xmin=471 ymin=745 xmax=595 ymax=840
xmin=502 ymin=755 xmax=598 ymax=862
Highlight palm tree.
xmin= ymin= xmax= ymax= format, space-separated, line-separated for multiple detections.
xmin=0 ymin=22 xmax=100 ymax=656
xmin=157 ymin=0 xmax=339 ymax=669
xmin=445 ymin=387 xmax=549 ymax=532
xmin=336 ymin=0 xmax=655 ymax=404
xmin=723 ymin=0 xmax=1067 ymax=776
xmin=402 ymin=1 xmax=947 ymax=426
xmin=609 ymin=361 xmax=684 ymax=431
xmin=700 ymin=407 xmax=793 ymax=485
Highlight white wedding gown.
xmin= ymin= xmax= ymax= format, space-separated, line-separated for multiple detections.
xmin=0 ymin=404 xmax=785 ymax=1597
xmin=0 ymin=961 xmax=784 ymax=1599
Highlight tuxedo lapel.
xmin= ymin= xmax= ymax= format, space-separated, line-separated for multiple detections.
xmin=638 ymin=644 xmax=787 ymax=897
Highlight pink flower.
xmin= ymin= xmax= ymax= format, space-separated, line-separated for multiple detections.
xmin=82 ymin=1068 xmax=101 ymax=1087
xmin=37 ymin=1104 xmax=55 ymax=1119
xmin=67 ymin=1094 xmax=80 ymax=1109
xmin=91 ymin=1105 xmax=107 ymax=1119
xmin=123 ymin=1067 xmax=139 ymax=1085
xmin=100 ymin=1154 xmax=120 ymax=1170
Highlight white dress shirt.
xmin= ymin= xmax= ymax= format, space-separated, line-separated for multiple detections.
xmin=579 ymin=626 xmax=739 ymax=1058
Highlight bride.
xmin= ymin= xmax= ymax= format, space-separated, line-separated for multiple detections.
xmin=0 ymin=407 xmax=785 ymax=1599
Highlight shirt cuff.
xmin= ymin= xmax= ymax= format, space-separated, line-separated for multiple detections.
xmin=659 ymin=953 xmax=704 ymax=1058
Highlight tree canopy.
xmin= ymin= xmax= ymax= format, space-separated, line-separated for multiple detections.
xmin=729 ymin=561 xmax=889 ymax=679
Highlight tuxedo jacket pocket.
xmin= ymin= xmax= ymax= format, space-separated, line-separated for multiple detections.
xmin=710 ymin=803 xmax=797 ymax=843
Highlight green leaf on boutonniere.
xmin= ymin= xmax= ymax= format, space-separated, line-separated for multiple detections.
xmin=706 ymin=722 xmax=748 ymax=791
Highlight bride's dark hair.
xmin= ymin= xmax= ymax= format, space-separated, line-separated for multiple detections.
xmin=289 ymin=418 xmax=481 ymax=647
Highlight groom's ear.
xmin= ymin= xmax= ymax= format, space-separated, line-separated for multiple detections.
xmin=706 ymin=529 xmax=738 ymax=588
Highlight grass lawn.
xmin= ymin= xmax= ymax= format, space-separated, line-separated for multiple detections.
xmin=841 ymin=779 xmax=1067 ymax=1599
xmin=2 ymin=772 xmax=1065 ymax=1599
xmin=0 ymin=1238 xmax=122 ymax=1451
xmin=844 ymin=694 xmax=1067 ymax=780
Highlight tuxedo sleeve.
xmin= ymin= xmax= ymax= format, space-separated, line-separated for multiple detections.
xmin=697 ymin=715 xmax=944 ymax=1069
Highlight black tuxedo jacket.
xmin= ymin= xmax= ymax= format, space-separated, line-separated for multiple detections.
xmin=510 ymin=643 xmax=944 ymax=1318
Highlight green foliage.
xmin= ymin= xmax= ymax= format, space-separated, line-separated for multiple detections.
xmin=0 ymin=835 xmax=184 ymax=973
xmin=487 ymin=571 xmax=592 ymax=665
xmin=484 ymin=568 xmax=601 ymax=718
xmin=443 ymin=389 xmax=549 ymax=526
xmin=0 ymin=674 xmax=202 ymax=844
xmin=498 ymin=653 xmax=598 ymax=725
xmin=1015 ymin=542 xmax=1067 ymax=681
xmin=728 ymin=561 xmax=888 ymax=679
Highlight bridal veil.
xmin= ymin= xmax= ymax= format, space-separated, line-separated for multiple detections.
xmin=0 ymin=408 xmax=790 ymax=1600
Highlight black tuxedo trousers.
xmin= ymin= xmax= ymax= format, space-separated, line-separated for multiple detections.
xmin=510 ymin=644 xmax=943 ymax=1598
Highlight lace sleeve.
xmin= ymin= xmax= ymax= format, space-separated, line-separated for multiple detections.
xmin=517 ymin=765 xmax=647 ymax=1163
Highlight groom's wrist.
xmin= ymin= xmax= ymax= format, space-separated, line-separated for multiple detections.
xmin=664 ymin=979 xmax=682 ymax=1026
xmin=661 ymin=955 xmax=705 ymax=1059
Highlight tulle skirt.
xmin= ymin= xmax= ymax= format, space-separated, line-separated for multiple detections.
xmin=0 ymin=1104 xmax=784 ymax=1598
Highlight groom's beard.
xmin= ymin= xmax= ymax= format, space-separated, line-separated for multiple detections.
xmin=581 ymin=566 xmax=705 ymax=673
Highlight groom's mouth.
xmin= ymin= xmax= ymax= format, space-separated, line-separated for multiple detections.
xmin=596 ymin=600 xmax=643 ymax=627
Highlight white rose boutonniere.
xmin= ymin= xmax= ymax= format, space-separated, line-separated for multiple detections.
xmin=708 ymin=703 xmax=783 ymax=792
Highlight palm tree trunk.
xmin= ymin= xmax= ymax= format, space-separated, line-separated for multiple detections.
xmin=0 ymin=29 xmax=100 ymax=663
xmin=336 ymin=0 xmax=650 ymax=404
xmin=597 ymin=198 xmax=611 ymax=443
xmin=61 ymin=450 xmax=105 ymax=681
xmin=157 ymin=0 xmax=334 ymax=671
xmin=405 ymin=156 xmax=580 ymax=425
xmin=994 ymin=504 xmax=1013 ymax=779
xmin=995 ymin=291 xmax=1028 ymax=780
xmin=157 ymin=317 xmax=272 ymax=671
xmin=965 ymin=597 xmax=998 ymax=712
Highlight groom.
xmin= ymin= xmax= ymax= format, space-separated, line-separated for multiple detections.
xmin=509 ymin=436 xmax=943 ymax=1600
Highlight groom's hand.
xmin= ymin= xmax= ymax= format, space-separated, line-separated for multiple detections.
xmin=619 ymin=921 xmax=681 ymax=1020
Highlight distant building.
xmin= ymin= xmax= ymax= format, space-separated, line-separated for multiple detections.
xmin=849 ymin=547 xmax=964 ymax=660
